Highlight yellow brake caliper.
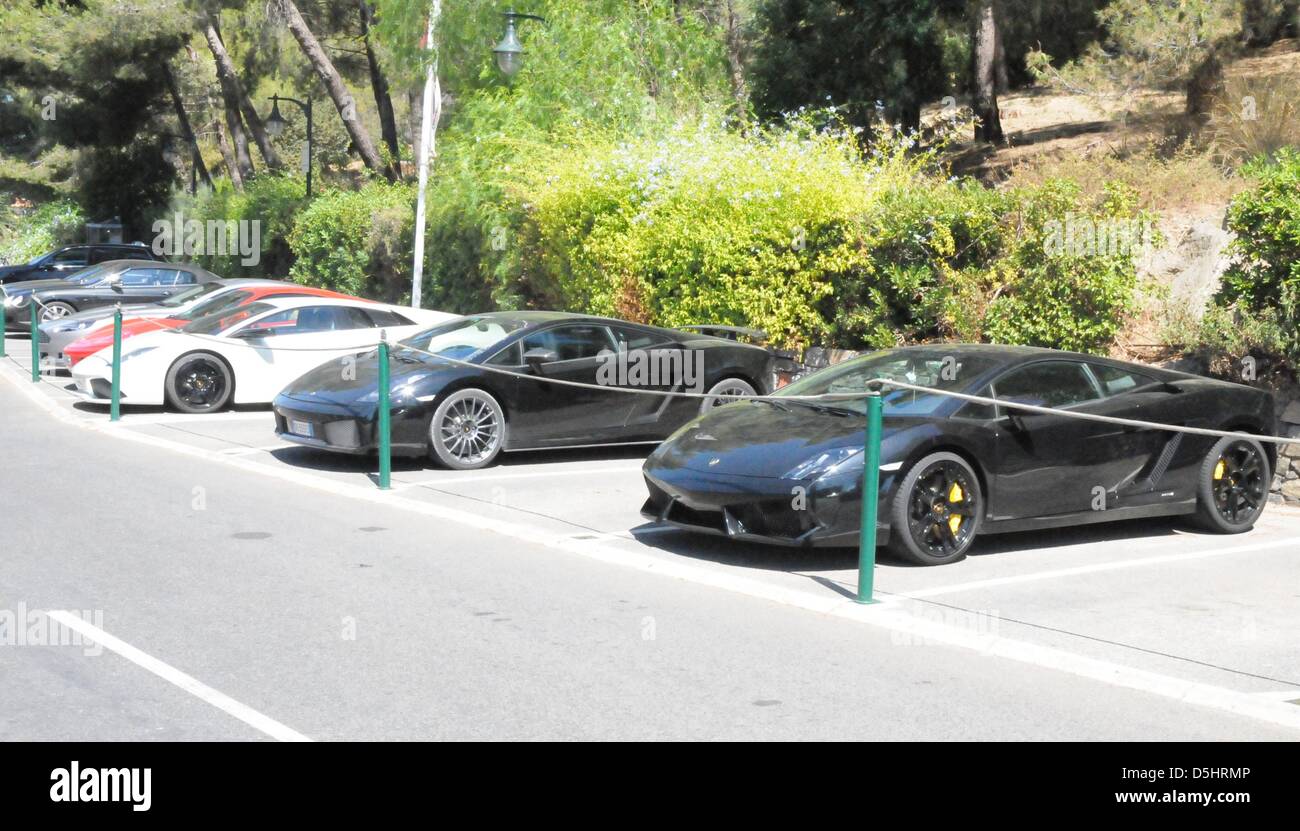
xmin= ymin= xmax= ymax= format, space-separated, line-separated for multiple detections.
xmin=947 ymin=482 xmax=964 ymax=535
xmin=1213 ymin=459 xmax=1226 ymax=481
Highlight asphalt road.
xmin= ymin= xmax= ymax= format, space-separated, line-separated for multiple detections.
xmin=3 ymin=339 xmax=1300 ymax=740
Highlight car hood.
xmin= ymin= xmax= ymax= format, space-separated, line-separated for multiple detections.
xmin=278 ymin=349 xmax=460 ymax=406
xmin=653 ymin=400 xmax=917 ymax=478
xmin=2 ymin=278 xmax=71 ymax=296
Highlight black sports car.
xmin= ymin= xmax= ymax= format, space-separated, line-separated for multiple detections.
xmin=273 ymin=311 xmax=775 ymax=469
xmin=3 ymin=259 xmax=220 ymax=331
xmin=641 ymin=345 xmax=1277 ymax=565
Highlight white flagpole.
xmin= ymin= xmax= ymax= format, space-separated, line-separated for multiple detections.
xmin=411 ymin=0 xmax=442 ymax=309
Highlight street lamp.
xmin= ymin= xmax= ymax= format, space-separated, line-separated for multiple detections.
xmin=266 ymin=93 xmax=314 ymax=197
xmin=493 ymin=11 xmax=545 ymax=77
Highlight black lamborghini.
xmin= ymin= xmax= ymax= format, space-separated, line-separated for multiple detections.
xmin=640 ymin=345 xmax=1277 ymax=565
xmin=273 ymin=311 xmax=774 ymax=469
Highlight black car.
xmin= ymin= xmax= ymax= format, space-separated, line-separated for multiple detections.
xmin=273 ymin=311 xmax=775 ymax=470
xmin=3 ymin=260 xmax=220 ymax=331
xmin=641 ymin=345 xmax=1277 ymax=565
xmin=0 ymin=242 xmax=163 ymax=285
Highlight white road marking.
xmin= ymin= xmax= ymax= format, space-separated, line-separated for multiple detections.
xmin=218 ymin=444 xmax=296 ymax=456
xmin=7 ymin=362 xmax=1300 ymax=733
xmin=393 ymin=465 xmax=646 ymax=490
xmin=901 ymin=536 xmax=1300 ymax=599
xmin=44 ymin=611 xmax=312 ymax=742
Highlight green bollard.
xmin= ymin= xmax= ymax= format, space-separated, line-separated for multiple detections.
xmin=110 ymin=304 xmax=122 ymax=422
xmin=377 ymin=333 xmax=391 ymax=490
xmin=0 ymin=298 xmax=6 ymax=358
xmin=29 ymin=302 xmax=39 ymax=382
xmin=856 ymin=390 xmax=884 ymax=604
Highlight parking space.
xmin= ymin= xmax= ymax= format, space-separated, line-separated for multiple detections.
xmin=5 ymin=331 xmax=1300 ymax=733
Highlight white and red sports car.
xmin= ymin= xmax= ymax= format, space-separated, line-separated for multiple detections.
xmin=71 ymin=296 xmax=456 ymax=412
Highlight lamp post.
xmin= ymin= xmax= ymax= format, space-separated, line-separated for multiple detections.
xmin=493 ymin=11 xmax=546 ymax=78
xmin=265 ymin=94 xmax=314 ymax=197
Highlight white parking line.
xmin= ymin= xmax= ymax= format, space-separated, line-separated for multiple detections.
xmin=900 ymin=536 xmax=1300 ymax=599
xmin=44 ymin=611 xmax=312 ymax=742
xmin=392 ymin=464 xmax=646 ymax=490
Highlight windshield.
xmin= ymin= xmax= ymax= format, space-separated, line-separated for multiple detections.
xmin=157 ymin=279 xmax=220 ymax=308
xmin=68 ymin=265 xmax=112 ymax=285
xmin=400 ymin=316 xmax=528 ymax=362
xmin=182 ymin=302 xmax=272 ymax=336
xmin=175 ymin=288 xmax=252 ymax=321
xmin=778 ymin=350 xmax=1000 ymax=415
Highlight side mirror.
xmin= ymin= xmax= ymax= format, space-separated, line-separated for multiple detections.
xmin=522 ymin=347 xmax=558 ymax=367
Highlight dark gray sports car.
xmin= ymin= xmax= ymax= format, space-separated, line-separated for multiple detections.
xmin=3 ymin=260 xmax=220 ymax=331
xmin=642 ymin=345 xmax=1277 ymax=565
xmin=273 ymin=311 xmax=775 ymax=470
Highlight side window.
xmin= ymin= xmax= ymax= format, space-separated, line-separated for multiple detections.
xmin=170 ymin=270 xmax=197 ymax=286
xmin=292 ymin=306 xmax=366 ymax=333
xmin=119 ymin=268 xmax=164 ymax=286
xmin=363 ymin=308 xmax=414 ymax=327
xmin=954 ymin=386 xmax=997 ymax=420
xmin=338 ymin=306 xmax=376 ymax=330
xmin=487 ymin=341 xmax=521 ymax=366
xmin=89 ymin=248 xmax=122 ymax=264
xmin=994 ymin=362 xmax=1099 ymax=409
xmin=611 ymin=326 xmax=669 ymax=351
xmin=1090 ymin=364 xmax=1157 ymax=396
xmin=52 ymin=248 xmax=89 ymax=265
xmin=521 ymin=325 xmax=614 ymax=361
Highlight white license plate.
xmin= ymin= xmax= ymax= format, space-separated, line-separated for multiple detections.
xmin=290 ymin=419 xmax=314 ymax=438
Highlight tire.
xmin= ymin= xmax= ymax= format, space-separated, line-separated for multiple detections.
xmin=165 ymin=352 xmax=234 ymax=413
xmin=1191 ymin=435 xmax=1270 ymax=533
xmin=428 ymin=388 xmax=506 ymax=470
xmin=887 ymin=451 xmax=983 ymax=566
xmin=699 ymin=376 xmax=757 ymax=415
xmin=40 ymin=301 xmax=75 ymax=322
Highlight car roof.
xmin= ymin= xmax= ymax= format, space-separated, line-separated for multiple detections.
xmin=95 ymin=259 xmax=215 ymax=275
xmin=870 ymin=343 xmax=1181 ymax=380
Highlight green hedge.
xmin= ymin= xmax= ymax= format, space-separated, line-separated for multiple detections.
xmin=499 ymin=124 xmax=1151 ymax=353
xmin=288 ymin=181 xmax=416 ymax=302
xmin=0 ymin=200 xmax=84 ymax=265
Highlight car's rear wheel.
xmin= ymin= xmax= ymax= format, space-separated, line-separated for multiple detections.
xmin=428 ymin=388 xmax=506 ymax=470
xmin=165 ymin=352 xmax=234 ymax=413
xmin=700 ymin=377 xmax=756 ymax=415
xmin=1192 ymin=436 xmax=1269 ymax=533
xmin=40 ymin=301 xmax=75 ymax=322
xmin=887 ymin=452 xmax=982 ymax=566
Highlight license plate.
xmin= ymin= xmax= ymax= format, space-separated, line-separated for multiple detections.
xmin=290 ymin=419 xmax=314 ymax=438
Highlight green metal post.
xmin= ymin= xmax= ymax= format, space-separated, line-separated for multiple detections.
xmin=29 ymin=302 xmax=39 ymax=382
xmin=110 ymin=305 xmax=122 ymax=422
xmin=0 ymin=299 xmax=6 ymax=357
xmin=856 ymin=391 xmax=884 ymax=604
xmin=377 ymin=334 xmax=392 ymax=490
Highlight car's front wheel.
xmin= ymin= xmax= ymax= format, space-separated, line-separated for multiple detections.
xmin=887 ymin=451 xmax=983 ymax=565
xmin=165 ymin=352 xmax=234 ymax=413
xmin=40 ymin=301 xmax=75 ymax=322
xmin=1192 ymin=435 xmax=1270 ymax=533
xmin=428 ymin=388 xmax=506 ymax=470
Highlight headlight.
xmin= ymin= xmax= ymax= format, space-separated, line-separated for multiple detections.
xmin=51 ymin=318 xmax=94 ymax=332
xmin=782 ymin=446 xmax=863 ymax=480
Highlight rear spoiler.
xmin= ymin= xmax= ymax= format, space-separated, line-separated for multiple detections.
xmin=678 ymin=324 xmax=769 ymax=344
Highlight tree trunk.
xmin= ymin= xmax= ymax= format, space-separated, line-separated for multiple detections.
xmin=201 ymin=15 xmax=281 ymax=170
xmin=161 ymin=61 xmax=214 ymax=190
xmin=720 ymin=0 xmax=749 ymax=120
xmin=359 ymin=0 xmax=401 ymax=179
xmin=1186 ymin=46 xmax=1225 ymax=123
xmin=209 ymin=91 xmax=244 ymax=190
xmin=994 ymin=10 xmax=1009 ymax=93
xmin=202 ymin=20 xmax=256 ymax=181
xmin=278 ymin=0 xmax=393 ymax=181
xmin=972 ymin=0 xmax=1004 ymax=143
